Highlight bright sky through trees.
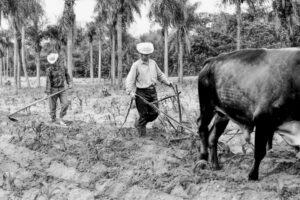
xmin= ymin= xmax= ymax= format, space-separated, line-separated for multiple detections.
xmin=42 ymin=0 xmax=237 ymax=37
xmin=1 ymin=0 xmax=238 ymax=37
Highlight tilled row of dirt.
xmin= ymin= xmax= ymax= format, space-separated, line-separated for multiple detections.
xmin=1 ymin=114 xmax=300 ymax=200
xmin=1 ymin=82 xmax=300 ymax=199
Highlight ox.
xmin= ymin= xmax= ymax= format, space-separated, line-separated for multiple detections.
xmin=197 ymin=48 xmax=300 ymax=180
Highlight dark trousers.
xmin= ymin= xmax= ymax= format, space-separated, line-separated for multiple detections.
xmin=49 ymin=87 xmax=69 ymax=119
xmin=135 ymin=86 xmax=159 ymax=128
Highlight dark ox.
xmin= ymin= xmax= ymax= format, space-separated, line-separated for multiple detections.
xmin=197 ymin=48 xmax=300 ymax=180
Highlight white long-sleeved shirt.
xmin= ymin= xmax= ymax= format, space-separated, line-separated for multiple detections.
xmin=125 ymin=58 xmax=170 ymax=94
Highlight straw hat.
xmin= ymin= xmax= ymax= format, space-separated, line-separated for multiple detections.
xmin=47 ymin=53 xmax=59 ymax=64
xmin=136 ymin=42 xmax=154 ymax=54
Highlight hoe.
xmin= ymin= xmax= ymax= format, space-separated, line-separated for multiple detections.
xmin=8 ymin=88 xmax=69 ymax=122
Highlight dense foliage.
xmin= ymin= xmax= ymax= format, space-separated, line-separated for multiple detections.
xmin=1 ymin=1 xmax=300 ymax=81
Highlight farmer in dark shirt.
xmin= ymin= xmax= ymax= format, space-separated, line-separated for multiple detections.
xmin=45 ymin=53 xmax=72 ymax=125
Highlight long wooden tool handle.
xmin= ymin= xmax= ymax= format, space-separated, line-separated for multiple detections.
xmin=117 ymin=98 xmax=133 ymax=134
xmin=135 ymin=93 xmax=196 ymax=135
xmin=152 ymin=92 xmax=181 ymax=104
xmin=8 ymin=88 xmax=69 ymax=117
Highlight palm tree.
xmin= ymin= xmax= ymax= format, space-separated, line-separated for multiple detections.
xmin=86 ymin=22 xmax=96 ymax=82
xmin=4 ymin=36 xmax=11 ymax=79
xmin=0 ymin=3 xmax=2 ymax=26
xmin=98 ymin=34 xmax=103 ymax=84
xmin=0 ymin=37 xmax=4 ymax=86
xmin=44 ymin=24 xmax=68 ymax=72
xmin=44 ymin=25 xmax=66 ymax=49
xmin=95 ymin=0 xmax=117 ymax=85
xmin=26 ymin=24 xmax=44 ymax=88
xmin=111 ymin=28 xmax=116 ymax=85
xmin=149 ymin=0 xmax=183 ymax=77
xmin=222 ymin=0 xmax=268 ymax=49
xmin=272 ymin=0 xmax=296 ymax=46
xmin=25 ymin=0 xmax=44 ymax=87
xmin=0 ymin=0 xmax=35 ymax=90
xmin=20 ymin=25 xmax=31 ymax=88
xmin=221 ymin=0 xmax=244 ymax=50
xmin=172 ymin=0 xmax=199 ymax=83
xmin=18 ymin=0 xmax=41 ymax=89
xmin=0 ymin=31 xmax=11 ymax=81
xmin=116 ymin=1 xmax=123 ymax=88
xmin=0 ymin=0 xmax=21 ymax=91
xmin=95 ymin=0 xmax=142 ymax=87
xmin=115 ymin=0 xmax=142 ymax=89
xmin=94 ymin=12 xmax=108 ymax=84
xmin=61 ymin=0 xmax=76 ymax=80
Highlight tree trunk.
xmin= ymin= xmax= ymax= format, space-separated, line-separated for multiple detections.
xmin=287 ymin=15 xmax=295 ymax=46
xmin=178 ymin=38 xmax=183 ymax=83
xmin=6 ymin=48 xmax=9 ymax=78
xmin=117 ymin=13 xmax=123 ymax=89
xmin=36 ymin=52 xmax=41 ymax=87
xmin=3 ymin=57 xmax=6 ymax=81
xmin=2 ymin=57 xmax=4 ymax=76
xmin=63 ymin=51 xmax=67 ymax=69
xmin=17 ymin=50 xmax=21 ymax=89
xmin=67 ymin=29 xmax=73 ymax=80
xmin=21 ymin=26 xmax=31 ymax=88
xmin=164 ymin=27 xmax=169 ymax=77
xmin=98 ymin=39 xmax=102 ymax=84
xmin=0 ymin=57 xmax=3 ymax=86
xmin=2 ymin=57 xmax=4 ymax=82
xmin=90 ymin=41 xmax=94 ymax=82
xmin=236 ymin=0 xmax=241 ymax=50
xmin=13 ymin=21 xmax=18 ymax=92
xmin=111 ymin=30 xmax=116 ymax=85
xmin=3 ymin=56 xmax=6 ymax=81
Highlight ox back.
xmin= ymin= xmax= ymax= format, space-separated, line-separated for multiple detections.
xmin=197 ymin=48 xmax=300 ymax=180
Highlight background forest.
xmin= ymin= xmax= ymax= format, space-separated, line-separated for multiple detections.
xmin=0 ymin=0 xmax=300 ymax=90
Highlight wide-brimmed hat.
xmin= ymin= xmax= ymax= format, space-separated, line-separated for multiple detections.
xmin=136 ymin=42 xmax=154 ymax=54
xmin=47 ymin=53 xmax=59 ymax=64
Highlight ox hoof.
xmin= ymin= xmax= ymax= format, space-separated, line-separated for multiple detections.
xmin=248 ymin=172 xmax=258 ymax=181
xmin=193 ymin=160 xmax=210 ymax=173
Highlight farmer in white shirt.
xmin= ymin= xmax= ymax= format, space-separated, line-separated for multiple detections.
xmin=125 ymin=42 xmax=172 ymax=136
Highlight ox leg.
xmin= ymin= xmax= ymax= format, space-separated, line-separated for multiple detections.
xmin=197 ymin=109 xmax=214 ymax=161
xmin=248 ymin=115 xmax=275 ymax=180
xmin=267 ymin=132 xmax=274 ymax=151
xmin=208 ymin=114 xmax=229 ymax=170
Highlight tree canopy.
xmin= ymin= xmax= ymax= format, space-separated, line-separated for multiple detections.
xmin=1 ymin=0 xmax=300 ymax=87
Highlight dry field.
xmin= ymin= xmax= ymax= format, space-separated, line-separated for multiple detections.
xmin=0 ymin=77 xmax=299 ymax=200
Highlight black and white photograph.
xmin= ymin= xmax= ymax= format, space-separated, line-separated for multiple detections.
xmin=0 ymin=0 xmax=300 ymax=199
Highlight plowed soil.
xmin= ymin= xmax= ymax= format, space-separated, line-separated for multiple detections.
xmin=0 ymin=78 xmax=299 ymax=200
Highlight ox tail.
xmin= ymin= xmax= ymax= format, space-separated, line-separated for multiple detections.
xmin=197 ymin=58 xmax=215 ymax=125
